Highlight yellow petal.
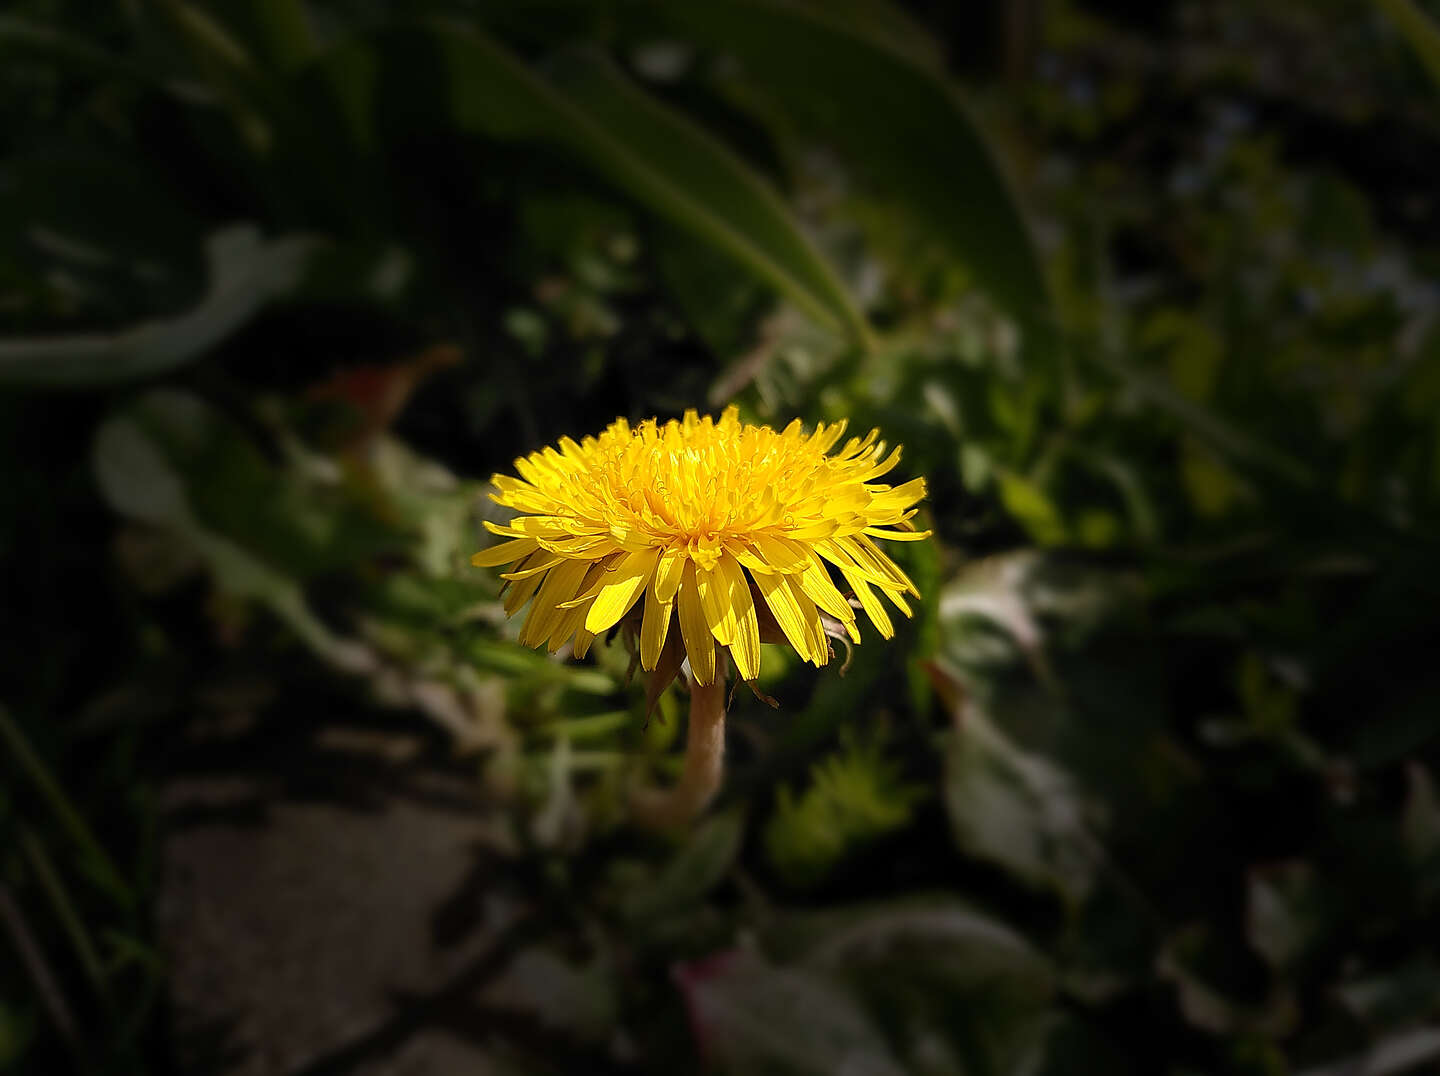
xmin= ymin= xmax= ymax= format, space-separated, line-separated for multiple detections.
xmin=806 ymin=597 xmax=833 ymax=659
xmin=863 ymin=526 xmax=933 ymax=541
xmin=845 ymin=534 xmax=918 ymax=595
xmin=838 ymin=565 xmax=893 ymax=639
xmin=754 ymin=569 xmax=820 ymax=665
xmin=754 ymin=534 xmax=810 ymax=573
xmin=695 ymin=561 xmax=734 ymax=645
xmin=584 ymin=547 xmax=659 ymax=634
xmin=869 ymin=476 xmax=927 ymax=510
xmin=654 ymin=546 xmax=686 ymax=602
xmin=554 ymin=562 xmax=608 ymax=649
xmin=519 ymin=558 xmax=590 ymax=647
xmin=716 ymin=553 xmax=760 ymax=681
xmin=730 ymin=544 xmax=777 ymax=575
xmin=503 ymin=564 xmax=547 ymax=617
xmin=798 ymin=550 xmax=856 ymax=624
xmin=677 ymin=560 xmax=716 ymax=685
xmin=640 ymin=570 xmax=674 ymax=671
xmin=858 ymin=444 xmax=903 ymax=481
xmin=546 ymin=603 xmax=587 ymax=653
xmin=471 ymin=537 xmax=536 ymax=567
xmin=500 ymin=553 xmax=562 ymax=580
xmin=482 ymin=519 xmax=524 ymax=538
xmin=818 ymin=538 xmax=906 ymax=594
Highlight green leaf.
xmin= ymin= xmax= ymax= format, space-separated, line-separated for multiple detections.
xmin=0 ymin=17 xmax=161 ymax=84
xmin=1336 ymin=959 xmax=1440 ymax=1029
xmin=1180 ymin=436 xmax=1244 ymax=518
xmin=1083 ymin=346 xmax=1314 ymax=486
xmin=17 ymin=828 xmax=108 ymax=996
xmin=620 ymin=807 xmax=745 ymax=922
xmin=0 ymin=227 xmax=316 ymax=386
xmin=1298 ymin=1027 xmax=1440 ymax=1076
xmin=651 ymin=223 xmax=767 ymax=360
xmin=675 ymin=950 xmax=908 ymax=1076
xmin=1246 ymin=863 xmax=1322 ymax=971
xmin=654 ymin=0 xmax=1056 ymax=362
xmin=765 ymin=898 xmax=1055 ymax=1076
xmin=93 ymin=392 xmax=373 ymax=674
xmin=481 ymin=946 xmax=618 ymax=1044
xmin=0 ymin=707 xmax=134 ymax=909
xmin=997 ymin=470 xmax=1068 ymax=546
xmin=942 ymin=706 xmax=1099 ymax=904
xmin=386 ymin=20 xmax=869 ymax=346
xmin=1373 ymin=0 xmax=1440 ymax=91
xmin=796 ymin=899 xmax=1053 ymax=992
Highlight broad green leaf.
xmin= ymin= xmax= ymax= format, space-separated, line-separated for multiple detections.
xmin=0 ymin=227 xmax=315 ymax=386
xmin=222 ymin=0 xmax=318 ymax=72
xmin=383 ymin=20 xmax=870 ymax=346
xmin=675 ymin=950 xmax=908 ymax=1076
xmin=480 ymin=947 xmax=618 ymax=1044
xmin=943 ymin=706 xmax=1099 ymax=904
xmin=651 ymin=223 xmax=767 ymax=360
xmin=651 ymin=0 xmax=1057 ymax=363
xmin=794 ymin=899 xmax=1055 ymax=1075
xmin=796 ymin=899 xmax=1053 ymax=992
xmin=1373 ymin=0 xmax=1440 ymax=91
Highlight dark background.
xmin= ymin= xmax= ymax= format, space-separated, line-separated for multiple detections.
xmin=3 ymin=1 xmax=1440 ymax=1073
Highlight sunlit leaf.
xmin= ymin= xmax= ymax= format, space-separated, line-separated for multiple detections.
xmin=651 ymin=0 xmax=1058 ymax=367
xmin=367 ymin=21 xmax=871 ymax=347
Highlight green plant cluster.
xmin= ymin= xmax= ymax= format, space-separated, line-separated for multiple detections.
xmin=3 ymin=1 xmax=1440 ymax=1073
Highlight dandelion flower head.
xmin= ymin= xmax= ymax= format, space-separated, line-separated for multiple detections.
xmin=471 ymin=407 xmax=929 ymax=685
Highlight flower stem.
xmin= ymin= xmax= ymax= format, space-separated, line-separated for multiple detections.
xmin=632 ymin=655 xmax=728 ymax=829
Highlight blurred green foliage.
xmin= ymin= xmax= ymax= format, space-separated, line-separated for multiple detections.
xmin=3 ymin=0 xmax=1440 ymax=1073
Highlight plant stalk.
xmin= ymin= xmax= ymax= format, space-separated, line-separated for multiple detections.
xmin=632 ymin=655 xmax=728 ymax=829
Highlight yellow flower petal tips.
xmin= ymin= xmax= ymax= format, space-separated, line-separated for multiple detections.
xmin=472 ymin=407 xmax=929 ymax=827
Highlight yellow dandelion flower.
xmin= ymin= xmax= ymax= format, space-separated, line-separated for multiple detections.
xmin=471 ymin=407 xmax=929 ymax=686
